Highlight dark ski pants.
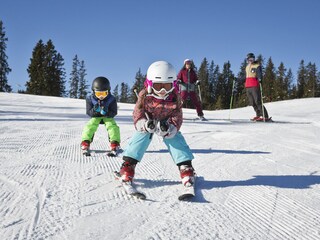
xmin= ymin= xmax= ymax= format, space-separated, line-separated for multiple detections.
xmin=246 ymin=87 xmax=269 ymax=118
xmin=180 ymin=91 xmax=204 ymax=117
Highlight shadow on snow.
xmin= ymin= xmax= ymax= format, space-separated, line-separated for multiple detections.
xmin=198 ymin=175 xmax=320 ymax=190
xmin=147 ymin=148 xmax=270 ymax=155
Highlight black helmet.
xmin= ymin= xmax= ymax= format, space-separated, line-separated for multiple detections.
xmin=247 ymin=53 xmax=255 ymax=60
xmin=91 ymin=77 xmax=111 ymax=91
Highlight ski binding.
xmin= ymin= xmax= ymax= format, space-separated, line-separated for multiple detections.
xmin=114 ymin=171 xmax=146 ymax=200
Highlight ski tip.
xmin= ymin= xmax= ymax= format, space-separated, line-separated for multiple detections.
xmin=178 ymin=193 xmax=195 ymax=201
xmin=131 ymin=192 xmax=146 ymax=200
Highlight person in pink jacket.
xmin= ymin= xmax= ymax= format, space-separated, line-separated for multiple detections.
xmin=177 ymin=59 xmax=205 ymax=120
xmin=117 ymin=61 xmax=195 ymax=188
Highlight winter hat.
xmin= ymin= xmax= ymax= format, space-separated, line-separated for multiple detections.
xmin=184 ymin=59 xmax=192 ymax=65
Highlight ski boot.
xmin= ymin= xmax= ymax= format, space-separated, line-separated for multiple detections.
xmin=179 ymin=165 xmax=195 ymax=187
xmin=199 ymin=116 xmax=207 ymax=121
xmin=251 ymin=116 xmax=262 ymax=121
xmin=107 ymin=142 xmax=121 ymax=157
xmin=178 ymin=165 xmax=196 ymax=201
xmin=119 ymin=161 xmax=136 ymax=182
xmin=81 ymin=140 xmax=91 ymax=156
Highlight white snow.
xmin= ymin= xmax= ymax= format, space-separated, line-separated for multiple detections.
xmin=0 ymin=92 xmax=320 ymax=240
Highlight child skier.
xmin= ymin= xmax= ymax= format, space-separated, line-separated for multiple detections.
xmin=81 ymin=76 xmax=121 ymax=156
xmin=117 ymin=61 xmax=195 ymax=198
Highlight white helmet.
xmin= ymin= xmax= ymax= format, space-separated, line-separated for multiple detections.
xmin=146 ymin=61 xmax=176 ymax=83
xmin=145 ymin=61 xmax=177 ymax=99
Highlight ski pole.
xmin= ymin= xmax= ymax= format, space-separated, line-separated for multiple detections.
xmin=229 ymin=78 xmax=236 ymax=120
xmin=134 ymin=89 xmax=139 ymax=98
xmin=259 ymin=82 xmax=266 ymax=122
xmin=197 ymin=84 xmax=202 ymax=103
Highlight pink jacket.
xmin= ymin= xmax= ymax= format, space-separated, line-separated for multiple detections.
xmin=133 ymin=89 xmax=183 ymax=131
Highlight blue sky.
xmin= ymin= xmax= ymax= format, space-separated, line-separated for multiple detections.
xmin=1 ymin=0 xmax=320 ymax=92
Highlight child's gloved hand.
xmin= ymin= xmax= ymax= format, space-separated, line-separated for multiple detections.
xmin=93 ymin=104 xmax=101 ymax=112
xmin=144 ymin=119 xmax=157 ymax=133
xmin=163 ymin=124 xmax=177 ymax=139
xmin=135 ymin=119 xmax=157 ymax=133
xmin=100 ymin=107 xmax=107 ymax=116
xmin=135 ymin=119 xmax=147 ymax=132
xmin=156 ymin=120 xmax=177 ymax=138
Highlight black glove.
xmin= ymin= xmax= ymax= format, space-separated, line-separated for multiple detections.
xmin=159 ymin=119 xmax=169 ymax=132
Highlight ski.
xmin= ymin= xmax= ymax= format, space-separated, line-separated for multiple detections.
xmin=183 ymin=117 xmax=208 ymax=122
xmin=250 ymin=117 xmax=273 ymax=122
xmin=107 ymin=148 xmax=123 ymax=157
xmin=114 ymin=171 xmax=146 ymax=200
xmin=178 ymin=177 xmax=196 ymax=201
xmin=82 ymin=148 xmax=91 ymax=156
xmin=107 ymin=150 xmax=118 ymax=157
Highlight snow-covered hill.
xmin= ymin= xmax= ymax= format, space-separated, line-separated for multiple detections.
xmin=0 ymin=93 xmax=320 ymax=240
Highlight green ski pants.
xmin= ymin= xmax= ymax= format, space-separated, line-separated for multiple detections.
xmin=81 ymin=117 xmax=120 ymax=144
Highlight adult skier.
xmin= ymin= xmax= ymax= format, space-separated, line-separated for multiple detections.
xmin=80 ymin=76 xmax=121 ymax=156
xmin=177 ymin=59 xmax=205 ymax=120
xmin=117 ymin=61 xmax=196 ymax=200
xmin=245 ymin=53 xmax=270 ymax=121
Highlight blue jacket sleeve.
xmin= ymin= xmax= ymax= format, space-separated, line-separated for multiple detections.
xmin=86 ymin=96 xmax=101 ymax=117
xmin=105 ymin=96 xmax=118 ymax=118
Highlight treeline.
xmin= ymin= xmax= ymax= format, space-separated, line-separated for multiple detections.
xmin=0 ymin=20 xmax=89 ymax=98
xmin=113 ymin=55 xmax=320 ymax=111
xmin=1 ymin=20 xmax=320 ymax=111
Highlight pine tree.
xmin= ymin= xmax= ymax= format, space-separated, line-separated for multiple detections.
xmin=69 ymin=55 xmax=80 ymax=98
xmin=284 ymin=68 xmax=295 ymax=99
xmin=113 ymin=84 xmax=119 ymax=102
xmin=211 ymin=64 xmax=221 ymax=107
xmin=317 ymin=71 xmax=320 ymax=97
xmin=0 ymin=20 xmax=12 ymax=92
xmin=297 ymin=60 xmax=307 ymax=98
xmin=78 ymin=60 xmax=88 ymax=99
xmin=234 ymin=59 xmax=247 ymax=108
xmin=207 ymin=61 xmax=218 ymax=109
xmin=26 ymin=40 xmax=46 ymax=95
xmin=26 ymin=39 xmax=66 ymax=96
xmin=275 ymin=62 xmax=287 ymax=101
xmin=44 ymin=40 xmax=66 ymax=96
xmin=263 ymin=57 xmax=276 ymax=102
xmin=305 ymin=62 xmax=318 ymax=98
xmin=213 ymin=62 xmax=234 ymax=109
xmin=131 ymin=68 xmax=145 ymax=102
xmin=119 ymin=82 xmax=130 ymax=103
xmin=197 ymin=58 xmax=210 ymax=109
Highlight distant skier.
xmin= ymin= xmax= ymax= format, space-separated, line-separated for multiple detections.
xmin=118 ymin=61 xmax=196 ymax=193
xmin=245 ymin=53 xmax=270 ymax=121
xmin=177 ymin=59 xmax=206 ymax=121
xmin=80 ymin=76 xmax=121 ymax=156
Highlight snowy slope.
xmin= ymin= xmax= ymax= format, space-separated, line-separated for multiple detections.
xmin=0 ymin=92 xmax=320 ymax=240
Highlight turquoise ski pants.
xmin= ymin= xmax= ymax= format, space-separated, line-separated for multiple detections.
xmin=123 ymin=131 xmax=194 ymax=165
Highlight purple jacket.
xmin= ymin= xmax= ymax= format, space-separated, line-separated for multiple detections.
xmin=177 ymin=68 xmax=198 ymax=84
